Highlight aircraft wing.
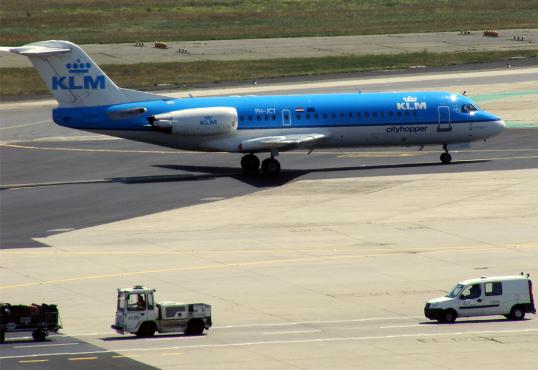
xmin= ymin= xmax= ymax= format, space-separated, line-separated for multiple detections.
xmin=239 ymin=133 xmax=327 ymax=152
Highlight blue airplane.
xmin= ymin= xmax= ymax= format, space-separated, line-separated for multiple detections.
xmin=1 ymin=41 xmax=505 ymax=175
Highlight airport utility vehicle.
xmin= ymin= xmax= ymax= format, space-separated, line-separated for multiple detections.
xmin=0 ymin=303 xmax=61 ymax=343
xmin=111 ymin=286 xmax=212 ymax=337
xmin=425 ymin=274 xmax=535 ymax=323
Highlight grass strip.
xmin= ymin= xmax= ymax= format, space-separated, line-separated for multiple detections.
xmin=1 ymin=49 xmax=536 ymax=98
xmin=1 ymin=0 xmax=537 ymax=44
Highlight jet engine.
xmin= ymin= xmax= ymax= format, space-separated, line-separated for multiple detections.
xmin=148 ymin=107 xmax=237 ymax=136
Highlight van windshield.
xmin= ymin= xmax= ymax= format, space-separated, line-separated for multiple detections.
xmin=446 ymin=284 xmax=465 ymax=298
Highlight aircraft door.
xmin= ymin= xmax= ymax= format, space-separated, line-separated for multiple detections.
xmin=282 ymin=109 xmax=292 ymax=126
xmin=437 ymin=106 xmax=452 ymax=132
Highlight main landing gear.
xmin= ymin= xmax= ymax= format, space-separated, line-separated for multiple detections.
xmin=440 ymin=144 xmax=452 ymax=164
xmin=240 ymin=153 xmax=281 ymax=176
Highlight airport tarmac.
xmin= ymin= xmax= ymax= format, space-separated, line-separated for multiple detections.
xmin=1 ymin=65 xmax=538 ymax=370
xmin=1 ymin=29 xmax=537 ymax=68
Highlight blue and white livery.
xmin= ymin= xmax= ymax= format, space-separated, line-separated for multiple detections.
xmin=1 ymin=40 xmax=506 ymax=175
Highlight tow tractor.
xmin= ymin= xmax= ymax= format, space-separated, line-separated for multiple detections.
xmin=111 ymin=286 xmax=212 ymax=337
xmin=1 ymin=303 xmax=61 ymax=343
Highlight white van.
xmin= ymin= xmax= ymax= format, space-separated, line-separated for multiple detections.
xmin=425 ymin=274 xmax=535 ymax=323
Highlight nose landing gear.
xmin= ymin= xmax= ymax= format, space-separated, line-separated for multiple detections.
xmin=440 ymin=145 xmax=452 ymax=164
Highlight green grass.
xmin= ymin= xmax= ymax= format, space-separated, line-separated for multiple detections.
xmin=1 ymin=49 xmax=536 ymax=97
xmin=1 ymin=0 xmax=538 ymax=45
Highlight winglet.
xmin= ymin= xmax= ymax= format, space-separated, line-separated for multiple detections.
xmin=0 ymin=45 xmax=71 ymax=56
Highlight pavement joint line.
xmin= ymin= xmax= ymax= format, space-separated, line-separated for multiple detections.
xmin=0 ymin=120 xmax=51 ymax=131
xmin=1 ymin=245 xmax=536 ymax=290
xmin=3 ymin=328 xmax=538 ymax=360
xmin=13 ymin=342 xmax=80 ymax=349
xmin=2 ymin=142 xmax=538 ymax=155
xmin=263 ymin=330 xmax=321 ymax=335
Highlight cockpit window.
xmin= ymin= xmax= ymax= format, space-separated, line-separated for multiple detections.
xmin=461 ymin=104 xmax=478 ymax=113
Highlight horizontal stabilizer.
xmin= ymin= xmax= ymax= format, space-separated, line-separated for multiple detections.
xmin=240 ymin=133 xmax=327 ymax=152
xmin=0 ymin=45 xmax=71 ymax=56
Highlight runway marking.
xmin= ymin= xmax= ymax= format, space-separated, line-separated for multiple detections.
xmin=18 ymin=359 xmax=49 ymax=363
xmin=213 ymin=316 xmax=422 ymax=330
xmin=264 ymin=330 xmax=321 ymax=335
xmin=1 ymin=244 xmax=536 ymax=290
xmin=13 ymin=342 xmax=80 ymax=349
xmin=380 ymin=324 xmax=425 ymax=329
xmin=2 ymin=328 xmax=537 ymax=360
xmin=0 ymin=120 xmax=50 ymax=131
xmin=112 ymin=354 xmax=140 ymax=358
xmin=159 ymin=352 xmax=183 ymax=356
xmin=68 ymin=356 xmax=98 ymax=361
xmin=47 ymin=228 xmax=76 ymax=233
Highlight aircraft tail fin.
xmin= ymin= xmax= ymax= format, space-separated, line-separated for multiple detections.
xmin=0 ymin=40 xmax=167 ymax=107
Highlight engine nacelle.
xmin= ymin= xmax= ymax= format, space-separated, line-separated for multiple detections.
xmin=151 ymin=107 xmax=237 ymax=136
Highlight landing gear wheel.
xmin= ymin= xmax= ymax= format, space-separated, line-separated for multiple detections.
xmin=32 ymin=329 xmax=47 ymax=342
xmin=261 ymin=158 xmax=281 ymax=176
xmin=440 ymin=152 xmax=452 ymax=164
xmin=509 ymin=306 xmax=525 ymax=320
xmin=241 ymin=154 xmax=260 ymax=172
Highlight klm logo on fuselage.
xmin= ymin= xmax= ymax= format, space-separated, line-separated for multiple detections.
xmin=397 ymin=96 xmax=427 ymax=110
xmin=51 ymin=59 xmax=105 ymax=90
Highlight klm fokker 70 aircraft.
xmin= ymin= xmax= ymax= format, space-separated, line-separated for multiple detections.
xmin=1 ymin=41 xmax=506 ymax=175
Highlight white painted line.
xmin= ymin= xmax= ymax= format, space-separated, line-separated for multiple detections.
xmin=47 ymin=228 xmax=76 ymax=233
xmin=13 ymin=342 xmax=80 ymax=349
xmin=380 ymin=324 xmax=425 ymax=329
xmin=264 ymin=330 xmax=321 ymax=335
xmin=4 ymin=328 xmax=536 ymax=360
xmin=200 ymin=197 xmax=226 ymax=201
xmin=213 ymin=316 xmax=421 ymax=329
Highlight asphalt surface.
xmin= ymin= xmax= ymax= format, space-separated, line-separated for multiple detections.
xmin=1 ymin=128 xmax=537 ymax=249
xmin=1 ymin=64 xmax=537 ymax=370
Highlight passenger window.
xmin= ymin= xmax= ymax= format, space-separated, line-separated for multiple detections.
xmin=485 ymin=282 xmax=503 ymax=296
xmin=356 ymin=112 xmax=361 ymax=117
xmin=405 ymin=111 xmax=410 ymax=116
xmin=272 ymin=115 xmax=276 ymax=120
xmin=240 ymin=116 xmax=244 ymax=121
xmin=460 ymin=284 xmax=481 ymax=299
xmin=314 ymin=113 xmax=318 ymax=119
xmin=256 ymin=115 xmax=261 ymax=121
xmin=365 ymin=112 xmax=369 ymax=118
xmin=296 ymin=115 xmax=301 ymax=120
xmin=248 ymin=116 xmax=252 ymax=121
xmin=306 ymin=114 xmax=310 ymax=119
xmin=147 ymin=293 xmax=154 ymax=310
xmin=323 ymin=113 xmax=327 ymax=119
xmin=331 ymin=113 xmax=336 ymax=119
xmin=372 ymin=112 xmax=378 ymax=117
xmin=348 ymin=112 xmax=353 ymax=118
xmin=264 ymin=115 xmax=269 ymax=120
xmin=339 ymin=112 xmax=344 ymax=118
xmin=389 ymin=111 xmax=393 ymax=117
xmin=397 ymin=111 xmax=402 ymax=116
xmin=380 ymin=112 xmax=384 ymax=117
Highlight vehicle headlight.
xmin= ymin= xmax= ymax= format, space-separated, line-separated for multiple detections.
xmin=428 ymin=303 xmax=439 ymax=308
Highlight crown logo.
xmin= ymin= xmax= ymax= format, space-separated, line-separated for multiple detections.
xmin=403 ymin=96 xmax=417 ymax=103
xmin=66 ymin=59 xmax=91 ymax=74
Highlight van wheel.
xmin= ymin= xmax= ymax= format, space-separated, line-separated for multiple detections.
xmin=509 ymin=306 xmax=525 ymax=320
xmin=185 ymin=319 xmax=204 ymax=336
xmin=442 ymin=309 xmax=457 ymax=324
xmin=0 ymin=331 xmax=5 ymax=343
xmin=32 ymin=329 xmax=47 ymax=342
xmin=136 ymin=322 xmax=156 ymax=338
